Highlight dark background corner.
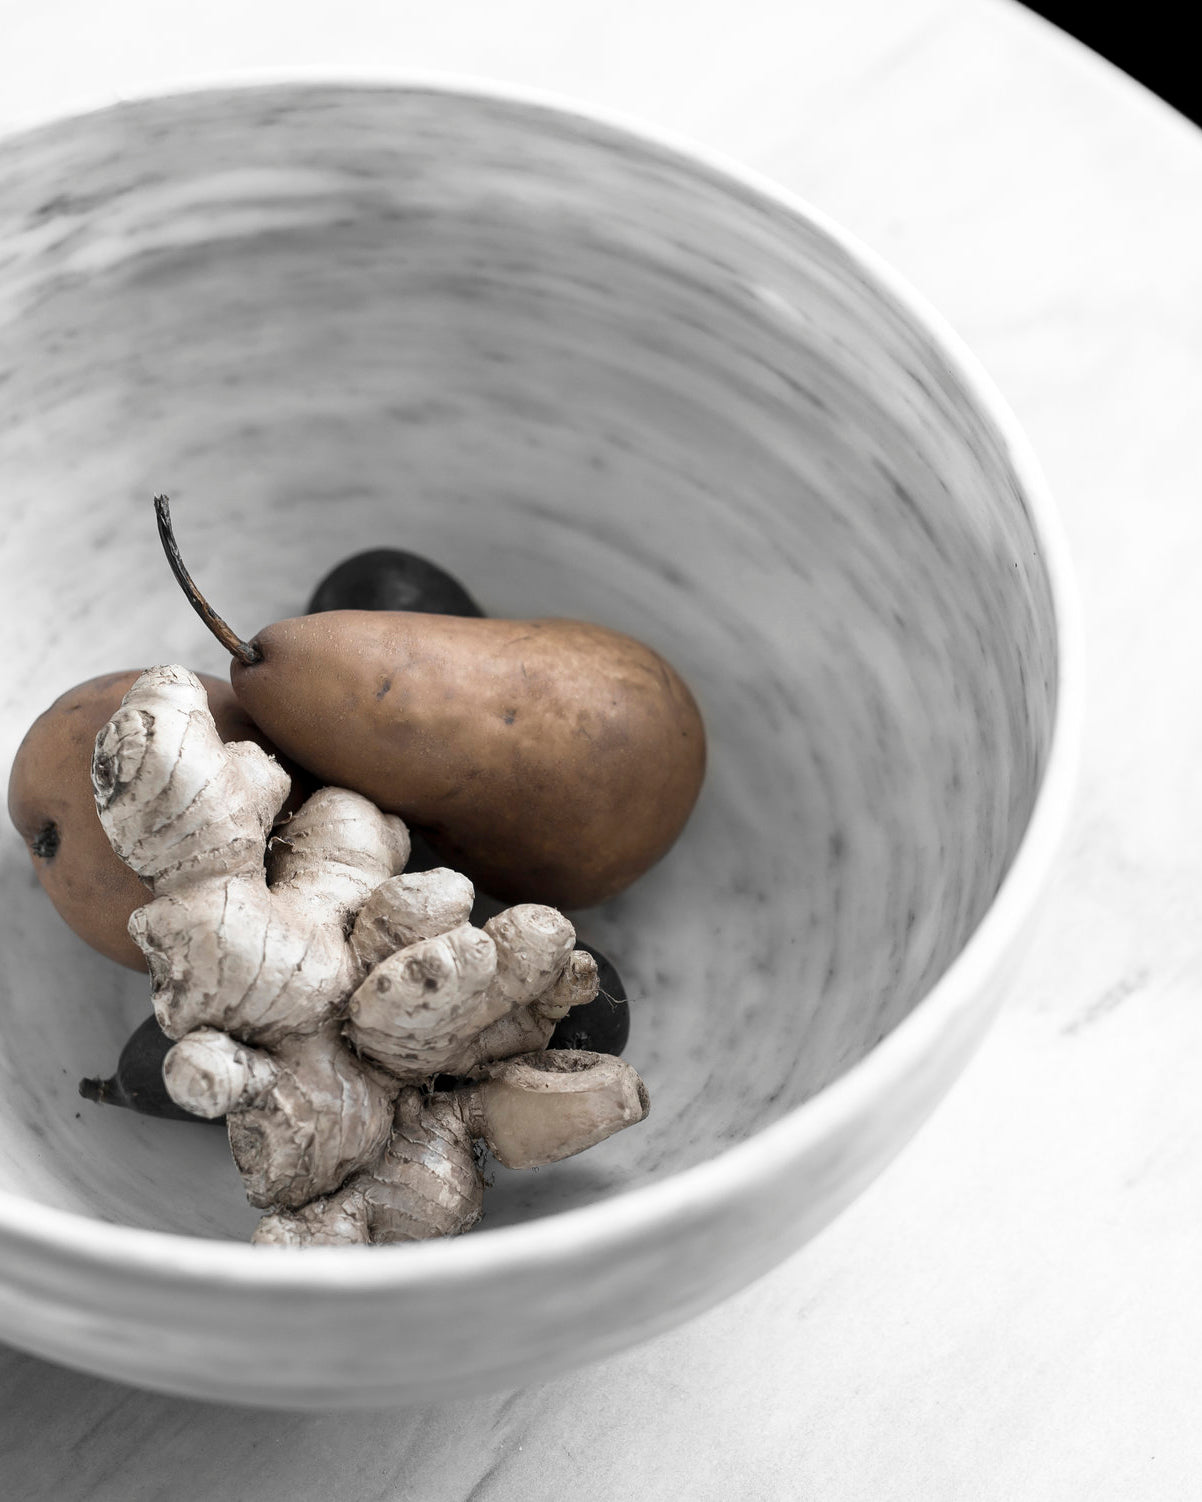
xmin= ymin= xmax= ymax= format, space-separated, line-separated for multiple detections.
xmin=1020 ymin=4 xmax=1198 ymax=126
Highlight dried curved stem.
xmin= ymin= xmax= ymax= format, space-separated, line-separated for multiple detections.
xmin=154 ymin=494 xmax=262 ymax=665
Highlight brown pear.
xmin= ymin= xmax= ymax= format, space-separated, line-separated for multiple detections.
xmin=7 ymin=669 xmax=304 ymax=970
xmin=230 ymin=610 xmax=706 ymax=908
xmin=155 ymin=496 xmax=706 ymax=909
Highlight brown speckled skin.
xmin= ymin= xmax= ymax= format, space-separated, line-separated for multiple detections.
xmin=6 ymin=670 xmax=297 ymax=970
xmin=231 ymin=611 xmax=706 ymax=909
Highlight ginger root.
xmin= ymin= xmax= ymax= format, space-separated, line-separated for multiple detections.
xmin=91 ymin=666 xmax=649 ymax=1242
xmin=255 ymin=1052 xmax=650 ymax=1246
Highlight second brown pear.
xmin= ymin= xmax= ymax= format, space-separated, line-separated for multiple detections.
xmin=230 ymin=610 xmax=706 ymax=909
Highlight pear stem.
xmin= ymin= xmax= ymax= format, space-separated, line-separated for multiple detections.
xmin=154 ymin=495 xmax=262 ymax=665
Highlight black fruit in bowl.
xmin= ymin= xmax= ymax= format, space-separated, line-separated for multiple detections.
xmin=307 ymin=547 xmax=485 ymax=618
xmin=80 ymin=1013 xmax=219 ymax=1123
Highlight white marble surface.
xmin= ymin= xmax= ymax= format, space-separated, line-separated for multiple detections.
xmin=0 ymin=0 xmax=1199 ymax=1494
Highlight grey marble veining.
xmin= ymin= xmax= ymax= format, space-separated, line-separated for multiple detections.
xmin=0 ymin=80 xmax=1072 ymax=1405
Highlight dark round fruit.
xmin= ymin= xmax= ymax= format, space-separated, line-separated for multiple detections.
xmin=306 ymin=548 xmax=484 ymax=618
xmin=548 ymin=943 xmax=631 ymax=1057
xmin=79 ymin=1013 xmax=221 ymax=1123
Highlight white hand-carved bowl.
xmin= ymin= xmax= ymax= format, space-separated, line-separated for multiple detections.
xmin=0 ymin=79 xmax=1080 ymax=1408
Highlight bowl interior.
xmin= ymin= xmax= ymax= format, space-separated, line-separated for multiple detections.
xmin=0 ymin=84 xmax=1057 ymax=1243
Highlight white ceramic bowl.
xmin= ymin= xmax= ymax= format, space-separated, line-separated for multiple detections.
xmin=0 ymin=79 xmax=1080 ymax=1408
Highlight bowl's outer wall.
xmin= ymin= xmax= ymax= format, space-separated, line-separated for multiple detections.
xmin=0 ymin=83 xmax=1065 ymax=1404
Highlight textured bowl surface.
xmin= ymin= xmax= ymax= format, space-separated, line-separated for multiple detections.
xmin=0 ymin=80 xmax=1078 ymax=1407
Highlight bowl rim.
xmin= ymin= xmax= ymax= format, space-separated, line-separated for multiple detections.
xmin=0 ymin=69 xmax=1084 ymax=1291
